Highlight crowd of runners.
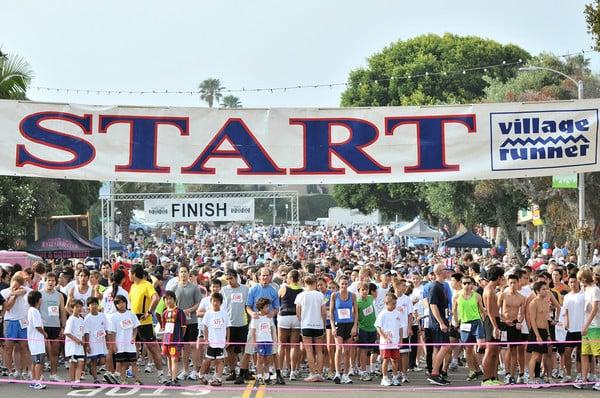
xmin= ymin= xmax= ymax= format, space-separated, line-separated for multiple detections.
xmin=0 ymin=223 xmax=599 ymax=391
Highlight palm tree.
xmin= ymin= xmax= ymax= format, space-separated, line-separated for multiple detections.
xmin=0 ymin=50 xmax=33 ymax=100
xmin=221 ymin=95 xmax=242 ymax=108
xmin=198 ymin=78 xmax=224 ymax=107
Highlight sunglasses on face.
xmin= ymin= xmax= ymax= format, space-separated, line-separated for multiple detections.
xmin=462 ymin=282 xmax=472 ymax=285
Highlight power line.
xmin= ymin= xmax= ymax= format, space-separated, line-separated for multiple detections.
xmin=27 ymin=49 xmax=596 ymax=97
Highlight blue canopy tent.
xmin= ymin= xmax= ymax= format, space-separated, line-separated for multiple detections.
xmin=442 ymin=231 xmax=491 ymax=248
xmin=91 ymin=236 xmax=126 ymax=252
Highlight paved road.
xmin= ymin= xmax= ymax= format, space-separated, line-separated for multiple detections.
xmin=0 ymin=367 xmax=598 ymax=398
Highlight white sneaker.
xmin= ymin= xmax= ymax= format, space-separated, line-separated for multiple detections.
xmin=33 ymin=383 xmax=47 ymax=390
xmin=10 ymin=371 xmax=21 ymax=379
xmin=400 ymin=373 xmax=408 ymax=383
xmin=144 ymin=364 xmax=154 ymax=373
xmin=593 ymin=382 xmax=600 ymax=391
xmin=381 ymin=376 xmax=392 ymax=386
xmin=341 ymin=374 xmax=353 ymax=384
xmin=49 ymin=374 xmax=64 ymax=382
xmin=504 ymin=374 xmax=512 ymax=384
xmin=562 ymin=375 xmax=572 ymax=383
xmin=177 ymin=371 xmax=188 ymax=381
xmin=187 ymin=370 xmax=198 ymax=380
xmin=289 ymin=371 xmax=298 ymax=381
xmin=392 ymin=376 xmax=401 ymax=386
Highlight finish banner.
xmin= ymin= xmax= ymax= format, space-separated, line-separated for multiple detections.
xmin=144 ymin=198 xmax=255 ymax=222
xmin=1 ymin=99 xmax=598 ymax=184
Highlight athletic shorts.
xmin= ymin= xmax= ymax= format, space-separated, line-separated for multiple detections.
xmin=484 ymin=316 xmax=503 ymax=343
xmin=67 ymin=355 xmax=86 ymax=363
xmin=184 ymin=323 xmax=199 ymax=342
xmin=335 ymin=323 xmax=353 ymax=340
xmin=563 ymin=331 xmax=582 ymax=348
xmin=136 ymin=324 xmax=157 ymax=343
xmin=162 ymin=344 xmax=182 ymax=359
xmin=114 ymin=352 xmax=137 ymax=363
xmin=358 ymin=330 xmax=377 ymax=349
xmin=459 ymin=319 xmax=485 ymax=343
xmin=278 ymin=315 xmax=300 ymax=329
xmin=582 ymin=328 xmax=600 ymax=357
xmin=44 ymin=326 xmax=61 ymax=340
xmin=229 ymin=325 xmax=249 ymax=353
xmin=31 ymin=353 xmax=45 ymax=364
xmin=527 ymin=329 xmax=549 ymax=354
xmin=4 ymin=320 xmax=26 ymax=339
xmin=256 ymin=342 xmax=273 ymax=357
xmin=380 ymin=349 xmax=400 ymax=360
xmin=88 ymin=354 xmax=106 ymax=361
xmin=505 ymin=321 xmax=525 ymax=343
xmin=400 ymin=337 xmax=411 ymax=354
xmin=302 ymin=328 xmax=324 ymax=338
xmin=448 ymin=325 xmax=460 ymax=340
xmin=206 ymin=346 xmax=225 ymax=359
xmin=430 ymin=323 xmax=450 ymax=344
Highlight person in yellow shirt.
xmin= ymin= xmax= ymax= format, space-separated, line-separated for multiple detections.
xmin=129 ymin=264 xmax=168 ymax=384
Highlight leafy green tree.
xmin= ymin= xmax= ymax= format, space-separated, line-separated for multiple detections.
xmin=198 ymin=78 xmax=224 ymax=107
xmin=221 ymin=95 xmax=242 ymax=108
xmin=335 ymin=34 xmax=531 ymax=259
xmin=586 ymin=1 xmax=600 ymax=50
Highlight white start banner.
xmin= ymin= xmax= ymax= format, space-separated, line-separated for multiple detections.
xmin=0 ymin=99 xmax=598 ymax=184
xmin=144 ymin=198 xmax=255 ymax=222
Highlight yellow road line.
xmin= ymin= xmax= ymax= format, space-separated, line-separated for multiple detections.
xmin=242 ymin=380 xmax=255 ymax=398
xmin=255 ymin=383 xmax=266 ymax=398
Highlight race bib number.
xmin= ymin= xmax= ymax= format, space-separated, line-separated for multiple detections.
xmin=78 ymin=325 xmax=85 ymax=334
xmin=259 ymin=322 xmax=271 ymax=333
xmin=362 ymin=306 xmax=373 ymax=317
xmin=501 ymin=330 xmax=508 ymax=342
xmin=48 ymin=306 xmax=59 ymax=316
xmin=19 ymin=319 xmax=29 ymax=329
xmin=121 ymin=319 xmax=134 ymax=329
xmin=96 ymin=330 xmax=106 ymax=339
xmin=460 ymin=323 xmax=472 ymax=333
xmin=231 ymin=293 xmax=243 ymax=303
xmin=337 ymin=308 xmax=351 ymax=320
xmin=164 ymin=322 xmax=175 ymax=334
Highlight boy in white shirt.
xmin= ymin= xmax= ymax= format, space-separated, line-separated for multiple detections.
xmin=84 ymin=296 xmax=109 ymax=384
xmin=64 ymin=299 xmax=86 ymax=388
xmin=250 ymin=297 xmax=276 ymax=385
xmin=27 ymin=291 xmax=46 ymax=390
xmin=108 ymin=295 xmax=141 ymax=385
xmin=200 ymin=292 xmax=230 ymax=386
xmin=375 ymin=293 xmax=403 ymax=387
xmin=393 ymin=278 xmax=413 ymax=383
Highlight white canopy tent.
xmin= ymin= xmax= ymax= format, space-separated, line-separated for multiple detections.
xmin=395 ymin=218 xmax=442 ymax=238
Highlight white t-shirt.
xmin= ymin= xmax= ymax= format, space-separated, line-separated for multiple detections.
xmin=27 ymin=307 xmax=45 ymax=355
xmin=65 ymin=315 xmax=86 ymax=357
xmin=374 ymin=284 xmax=391 ymax=314
xmin=1 ymin=286 xmax=31 ymax=321
xmin=84 ymin=312 xmax=109 ymax=356
xmin=562 ymin=290 xmax=585 ymax=332
xmin=101 ymin=287 xmax=130 ymax=314
xmin=108 ymin=311 xmax=140 ymax=353
xmin=395 ymin=294 xmax=412 ymax=335
xmin=519 ymin=285 xmax=533 ymax=334
xmin=294 ymin=290 xmax=324 ymax=329
xmin=374 ymin=309 xmax=403 ymax=349
xmin=202 ymin=309 xmax=230 ymax=349
xmin=250 ymin=315 xmax=274 ymax=342
xmin=585 ymin=285 xmax=600 ymax=329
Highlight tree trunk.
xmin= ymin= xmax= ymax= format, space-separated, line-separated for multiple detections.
xmin=117 ymin=202 xmax=134 ymax=244
xmin=496 ymin=202 xmax=525 ymax=265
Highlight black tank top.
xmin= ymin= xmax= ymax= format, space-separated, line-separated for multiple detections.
xmin=280 ymin=285 xmax=303 ymax=316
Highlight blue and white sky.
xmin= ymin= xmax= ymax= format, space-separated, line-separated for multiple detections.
xmin=1 ymin=0 xmax=598 ymax=108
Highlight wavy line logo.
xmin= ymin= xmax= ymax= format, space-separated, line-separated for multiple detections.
xmin=500 ymin=135 xmax=590 ymax=147
xmin=490 ymin=109 xmax=598 ymax=171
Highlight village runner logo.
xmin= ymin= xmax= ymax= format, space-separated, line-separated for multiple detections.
xmin=490 ymin=109 xmax=599 ymax=171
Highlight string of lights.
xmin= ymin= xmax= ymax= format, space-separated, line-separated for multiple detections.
xmin=28 ymin=49 xmax=596 ymax=96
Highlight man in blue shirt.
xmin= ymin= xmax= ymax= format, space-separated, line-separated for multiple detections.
xmin=235 ymin=267 xmax=284 ymax=385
